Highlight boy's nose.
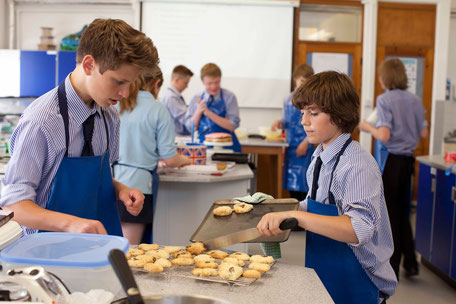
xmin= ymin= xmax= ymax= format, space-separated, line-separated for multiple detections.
xmin=118 ymin=86 xmax=129 ymax=99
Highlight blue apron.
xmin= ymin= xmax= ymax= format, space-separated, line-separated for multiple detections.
xmin=45 ymin=81 xmax=122 ymax=236
xmin=112 ymin=162 xmax=159 ymax=243
xmin=374 ymin=140 xmax=389 ymax=174
xmin=197 ymin=90 xmax=241 ymax=152
xmin=283 ymin=100 xmax=314 ymax=192
xmin=305 ymin=137 xmax=380 ymax=304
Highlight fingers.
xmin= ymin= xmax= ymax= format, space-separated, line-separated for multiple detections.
xmin=68 ymin=218 xmax=107 ymax=235
xmin=256 ymin=214 xmax=285 ymax=237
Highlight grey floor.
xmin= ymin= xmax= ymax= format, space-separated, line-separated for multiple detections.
xmin=248 ymin=211 xmax=456 ymax=303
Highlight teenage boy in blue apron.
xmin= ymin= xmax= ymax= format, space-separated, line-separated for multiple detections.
xmin=271 ymin=64 xmax=315 ymax=201
xmin=257 ymin=72 xmax=397 ymax=303
xmin=162 ymin=65 xmax=194 ymax=136
xmin=0 ymin=19 xmax=158 ymax=236
xmin=185 ymin=63 xmax=241 ymax=152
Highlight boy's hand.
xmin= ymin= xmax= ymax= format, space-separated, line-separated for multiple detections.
xmin=257 ymin=211 xmax=297 ymax=237
xmin=358 ymin=120 xmax=372 ymax=133
xmin=296 ymin=140 xmax=308 ymax=157
xmin=196 ymin=98 xmax=207 ymax=114
xmin=66 ymin=217 xmax=107 ymax=235
xmin=119 ymin=188 xmax=144 ymax=216
xmin=271 ymin=120 xmax=282 ymax=131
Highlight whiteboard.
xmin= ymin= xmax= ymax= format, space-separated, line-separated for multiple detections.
xmin=142 ymin=0 xmax=295 ymax=108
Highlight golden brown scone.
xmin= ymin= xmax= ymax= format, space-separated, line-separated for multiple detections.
xmin=135 ymin=255 xmax=156 ymax=263
xmin=206 ymin=250 xmax=229 ymax=259
xmin=194 ymin=254 xmax=215 ymax=263
xmin=223 ymin=257 xmax=245 ymax=267
xmin=233 ymin=202 xmax=253 ymax=214
xmin=216 ymin=162 xmax=227 ymax=171
xmin=192 ymin=268 xmax=219 ymax=277
xmin=127 ymin=248 xmax=144 ymax=258
xmin=229 ymin=252 xmax=250 ymax=261
xmin=186 ymin=242 xmax=206 ymax=255
xmin=242 ymin=270 xmax=261 ymax=279
xmin=128 ymin=258 xmax=146 ymax=268
xmin=138 ymin=243 xmax=159 ymax=251
xmin=171 ymin=257 xmax=195 ymax=266
xmin=250 ymin=255 xmax=274 ymax=264
xmin=213 ymin=206 xmax=233 ymax=216
xmin=146 ymin=249 xmax=170 ymax=259
xmin=144 ymin=263 xmax=164 ymax=273
xmin=155 ymin=258 xmax=172 ymax=268
xmin=219 ymin=265 xmax=243 ymax=280
xmin=162 ymin=246 xmax=181 ymax=253
xmin=249 ymin=262 xmax=271 ymax=272
xmin=173 ymin=250 xmax=193 ymax=259
xmin=195 ymin=260 xmax=218 ymax=268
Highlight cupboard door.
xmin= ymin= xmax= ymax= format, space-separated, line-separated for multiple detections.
xmin=416 ymin=163 xmax=435 ymax=260
xmin=431 ymin=170 xmax=455 ymax=274
xmin=451 ymin=186 xmax=456 ymax=280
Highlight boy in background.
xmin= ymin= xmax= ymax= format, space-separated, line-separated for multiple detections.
xmin=162 ymin=65 xmax=194 ymax=136
xmin=257 ymin=71 xmax=397 ymax=303
xmin=0 ymin=19 xmax=158 ymax=236
xmin=271 ymin=64 xmax=315 ymax=201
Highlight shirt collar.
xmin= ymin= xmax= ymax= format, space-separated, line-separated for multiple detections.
xmin=65 ymin=75 xmax=101 ymax=126
xmin=204 ymin=89 xmax=221 ymax=101
xmin=168 ymin=86 xmax=182 ymax=98
xmin=312 ymin=133 xmax=351 ymax=165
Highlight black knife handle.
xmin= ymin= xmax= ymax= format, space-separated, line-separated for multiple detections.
xmin=279 ymin=218 xmax=298 ymax=230
xmin=109 ymin=249 xmax=144 ymax=304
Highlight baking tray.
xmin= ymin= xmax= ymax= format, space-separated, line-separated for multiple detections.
xmin=190 ymin=198 xmax=299 ymax=244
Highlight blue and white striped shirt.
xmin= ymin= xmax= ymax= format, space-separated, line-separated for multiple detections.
xmin=300 ymin=133 xmax=398 ymax=298
xmin=162 ymin=86 xmax=188 ymax=136
xmin=0 ymin=76 xmax=120 ymax=235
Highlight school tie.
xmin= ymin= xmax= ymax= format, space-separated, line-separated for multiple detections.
xmin=310 ymin=156 xmax=323 ymax=200
xmin=81 ymin=113 xmax=96 ymax=156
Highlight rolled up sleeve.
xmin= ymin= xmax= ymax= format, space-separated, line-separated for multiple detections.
xmin=224 ymin=91 xmax=240 ymax=129
xmin=184 ymin=96 xmax=198 ymax=133
xmin=376 ymin=96 xmax=392 ymax=129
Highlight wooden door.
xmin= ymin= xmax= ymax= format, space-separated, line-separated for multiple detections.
xmin=376 ymin=2 xmax=436 ymax=200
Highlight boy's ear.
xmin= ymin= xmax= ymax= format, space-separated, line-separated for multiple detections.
xmin=81 ymin=55 xmax=96 ymax=75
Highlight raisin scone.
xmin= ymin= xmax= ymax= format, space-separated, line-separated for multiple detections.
xmin=219 ymin=265 xmax=243 ymax=280
xmin=186 ymin=242 xmax=206 ymax=255
xmin=213 ymin=206 xmax=233 ymax=216
xmin=233 ymin=202 xmax=253 ymax=214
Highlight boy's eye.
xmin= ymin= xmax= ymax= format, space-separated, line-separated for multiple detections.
xmin=310 ymin=112 xmax=319 ymax=116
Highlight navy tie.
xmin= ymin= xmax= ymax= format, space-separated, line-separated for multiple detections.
xmin=81 ymin=113 xmax=96 ymax=156
xmin=310 ymin=157 xmax=323 ymax=200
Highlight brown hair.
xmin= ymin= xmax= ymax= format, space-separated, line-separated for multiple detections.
xmin=119 ymin=68 xmax=164 ymax=114
xmin=293 ymin=64 xmax=314 ymax=79
xmin=292 ymin=71 xmax=360 ymax=133
xmin=200 ymin=63 xmax=222 ymax=80
xmin=378 ymin=58 xmax=408 ymax=90
xmin=76 ymin=18 xmax=159 ymax=75
xmin=172 ymin=65 xmax=194 ymax=79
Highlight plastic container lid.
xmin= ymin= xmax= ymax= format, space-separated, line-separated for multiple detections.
xmin=0 ymin=232 xmax=129 ymax=268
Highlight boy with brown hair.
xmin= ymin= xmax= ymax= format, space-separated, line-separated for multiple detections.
xmin=0 ymin=18 xmax=159 ymax=236
xmin=185 ymin=63 xmax=241 ymax=152
xmin=162 ymin=65 xmax=194 ymax=136
xmin=257 ymin=71 xmax=397 ymax=303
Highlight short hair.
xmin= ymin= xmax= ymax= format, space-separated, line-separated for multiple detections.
xmin=378 ymin=58 xmax=408 ymax=90
xmin=120 ymin=68 xmax=163 ymax=114
xmin=172 ymin=65 xmax=194 ymax=79
xmin=200 ymin=63 xmax=222 ymax=80
xmin=292 ymin=71 xmax=360 ymax=133
xmin=293 ymin=64 xmax=314 ymax=79
xmin=76 ymin=18 xmax=159 ymax=75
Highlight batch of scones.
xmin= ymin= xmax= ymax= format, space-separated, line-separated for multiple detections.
xmin=125 ymin=241 xmax=274 ymax=281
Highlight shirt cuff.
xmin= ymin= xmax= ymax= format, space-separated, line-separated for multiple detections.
xmin=0 ymin=183 xmax=37 ymax=207
xmin=299 ymin=199 xmax=308 ymax=212
xmin=376 ymin=121 xmax=392 ymax=129
xmin=345 ymin=209 xmax=374 ymax=247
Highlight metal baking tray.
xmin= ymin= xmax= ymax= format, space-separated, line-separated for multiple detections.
xmin=190 ymin=198 xmax=299 ymax=244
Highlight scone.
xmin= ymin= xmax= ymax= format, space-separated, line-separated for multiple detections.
xmin=128 ymin=258 xmax=146 ymax=268
xmin=138 ymin=243 xmax=159 ymax=251
xmin=163 ymin=246 xmax=181 ymax=253
xmin=219 ymin=265 xmax=243 ymax=280
xmin=249 ymin=262 xmax=271 ymax=272
xmin=233 ymin=202 xmax=253 ymax=214
xmin=213 ymin=206 xmax=233 ymax=216
xmin=144 ymin=263 xmax=164 ymax=273
xmin=195 ymin=260 xmax=218 ymax=268
xmin=250 ymin=255 xmax=274 ymax=264
xmin=155 ymin=258 xmax=172 ymax=268
xmin=229 ymin=252 xmax=250 ymax=261
xmin=186 ymin=242 xmax=206 ymax=255
xmin=135 ymin=255 xmax=156 ymax=263
xmin=192 ymin=268 xmax=219 ymax=277
xmin=146 ymin=249 xmax=170 ymax=259
xmin=173 ymin=250 xmax=193 ymax=259
xmin=223 ymin=257 xmax=245 ymax=267
xmin=171 ymin=257 xmax=195 ymax=266
xmin=216 ymin=162 xmax=227 ymax=171
xmin=126 ymin=248 xmax=144 ymax=259
xmin=242 ymin=269 xmax=261 ymax=279
xmin=206 ymin=250 xmax=229 ymax=259
xmin=194 ymin=254 xmax=215 ymax=263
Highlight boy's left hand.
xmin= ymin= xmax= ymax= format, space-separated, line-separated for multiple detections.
xmin=119 ymin=188 xmax=144 ymax=216
xmin=257 ymin=211 xmax=297 ymax=237
xmin=358 ymin=120 xmax=372 ymax=133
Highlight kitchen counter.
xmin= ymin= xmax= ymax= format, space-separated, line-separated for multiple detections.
xmin=134 ymin=261 xmax=334 ymax=304
xmin=416 ymin=155 xmax=456 ymax=173
xmin=239 ymin=138 xmax=289 ymax=148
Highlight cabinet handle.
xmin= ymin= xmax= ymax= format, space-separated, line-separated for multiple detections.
xmin=452 ymin=186 xmax=456 ymax=203
xmin=431 ymin=178 xmax=436 ymax=193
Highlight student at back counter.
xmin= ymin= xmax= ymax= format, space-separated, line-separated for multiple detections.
xmin=0 ymin=19 xmax=157 ymax=236
xmin=185 ymin=63 xmax=241 ymax=152
xmin=256 ymin=71 xmax=397 ymax=303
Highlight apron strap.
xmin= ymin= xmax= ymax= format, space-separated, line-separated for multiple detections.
xmin=327 ymin=137 xmax=352 ymax=205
